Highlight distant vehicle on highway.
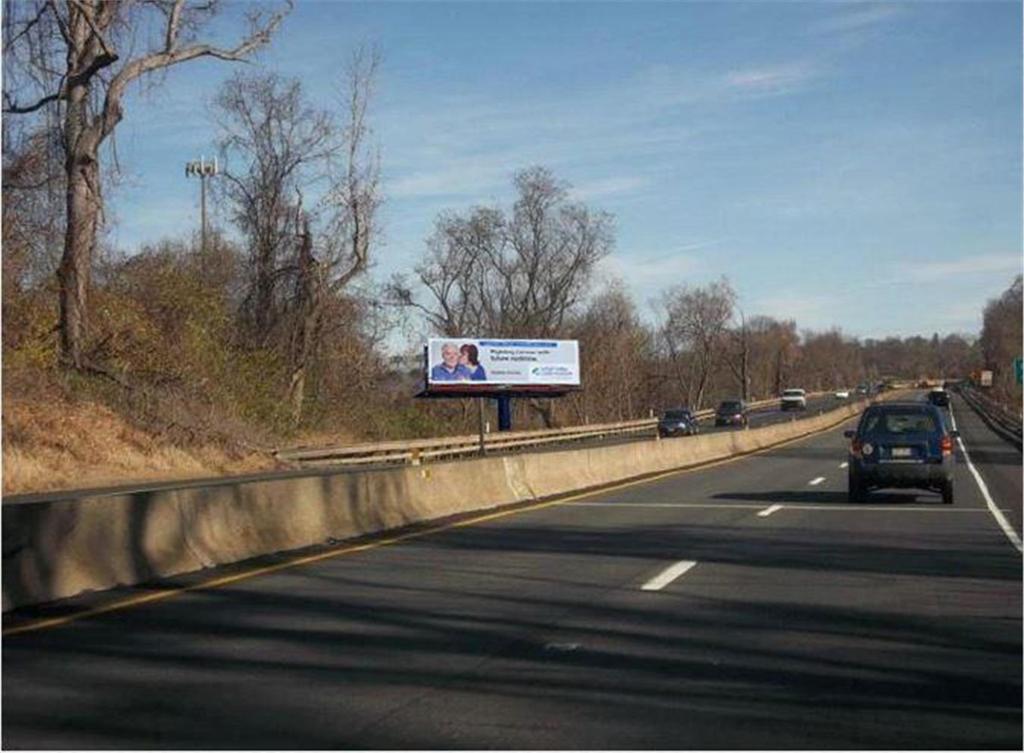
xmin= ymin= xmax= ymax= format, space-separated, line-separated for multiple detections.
xmin=926 ymin=389 xmax=950 ymax=408
xmin=658 ymin=408 xmax=700 ymax=437
xmin=856 ymin=383 xmax=869 ymax=396
xmin=834 ymin=388 xmax=851 ymax=399
xmin=845 ymin=402 xmax=957 ymax=505
xmin=780 ymin=388 xmax=806 ymax=411
xmin=715 ymin=400 xmax=749 ymax=427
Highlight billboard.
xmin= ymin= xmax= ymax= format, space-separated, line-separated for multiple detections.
xmin=979 ymin=369 xmax=993 ymax=387
xmin=426 ymin=338 xmax=580 ymax=388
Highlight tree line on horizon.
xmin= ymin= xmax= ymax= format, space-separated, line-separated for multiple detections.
xmin=2 ymin=1 xmax=1017 ymax=447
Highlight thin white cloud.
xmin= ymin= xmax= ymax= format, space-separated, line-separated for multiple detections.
xmin=600 ymin=250 xmax=702 ymax=300
xmin=569 ymin=176 xmax=651 ymax=201
xmin=388 ymin=157 xmax=509 ymax=199
xmin=749 ymin=293 xmax=831 ymax=323
xmin=724 ymin=62 xmax=817 ymax=97
xmin=810 ymin=5 xmax=902 ymax=35
xmin=901 ymin=253 xmax=1022 ymax=282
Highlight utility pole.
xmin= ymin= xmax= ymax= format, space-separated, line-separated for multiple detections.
xmin=185 ymin=156 xmax=219 ymax=253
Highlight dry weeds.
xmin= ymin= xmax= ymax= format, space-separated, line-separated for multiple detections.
xmin=2 ymin=395 xmax=277 ymax=495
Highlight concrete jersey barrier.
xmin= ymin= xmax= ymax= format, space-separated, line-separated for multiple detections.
xmin=2 ymin=400 xmax=867 ymax=611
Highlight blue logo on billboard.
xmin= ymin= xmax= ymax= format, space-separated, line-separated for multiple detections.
xmin=531 ymin=365 xmax=573 ymax=378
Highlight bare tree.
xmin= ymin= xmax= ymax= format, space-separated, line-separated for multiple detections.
xmin=980 ymin=275 xmax=1023 ymax=403
xmin=215 ymin=70 xmax=334 ymax=340
xmin=726 ymin=307 xmax=750 ymax=401
xmin=392 ymin=167 xmax=613 ymax=338
xmin=3 ymin=0 xmax=290 ymax=368
xmin=569 ymin=282 xmax=654 ymax=423
xmin=657 ymin=277 xmax=736 ymax=409
xmin=215 ymin=49 xmax=381 ymax=423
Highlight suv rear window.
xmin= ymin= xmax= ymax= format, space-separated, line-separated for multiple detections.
xmin=719 ymin=402 xmax=742 ymax=412
xmin=863 ymin=411 xmax=937 ymax=435
xmin=782 ymin=390 xmax=804 ymax=397
xmin=664 ymin=410 xmax=690 ymax=420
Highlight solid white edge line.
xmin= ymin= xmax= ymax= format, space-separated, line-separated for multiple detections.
xmin=641 ymin=560 xmax=698 ymax=591
xmin=808 ymin=476 xmax=826 ymax=486
xmin=949 ymin=402 xmax=1023 ymax=555
xmin=757 ymin=504 xmax=783 ymax=517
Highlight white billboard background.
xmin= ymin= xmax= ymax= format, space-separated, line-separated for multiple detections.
xmin=427 ymin=339 xmax=580 ymax=386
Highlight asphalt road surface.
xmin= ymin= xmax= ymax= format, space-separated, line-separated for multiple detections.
xmin=3 ymin=394 xmax=1020 ymax=749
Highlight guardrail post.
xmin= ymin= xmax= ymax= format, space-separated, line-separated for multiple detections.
xmin=411 ymin=449 xmax=422 ymax=466
xmin=497 ymin=395 xmax=513 ymax=431
xmin=477 ymin=397 xmax=487 ymax=456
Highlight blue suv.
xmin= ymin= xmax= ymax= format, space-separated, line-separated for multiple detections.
xmin=845 ymin=402 xmax=957 ymax=504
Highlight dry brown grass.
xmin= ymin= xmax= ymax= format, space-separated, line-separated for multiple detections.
xmin=2 ymin=394 xmax=278 ymax=495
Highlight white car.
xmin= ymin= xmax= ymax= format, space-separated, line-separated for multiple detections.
xmin=780 ymin=388 xmax=807 ymax=411
xmin=834 ymin=389 xmax=850 ymax=399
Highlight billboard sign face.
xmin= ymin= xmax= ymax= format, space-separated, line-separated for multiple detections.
xmin=979 ymin=369 xmax=994 ymax=387
xmin=426 ymin=339 xmax=580 ymax=387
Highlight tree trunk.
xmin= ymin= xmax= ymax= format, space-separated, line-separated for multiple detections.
xmin=286 ymin=218 xmax=323 ymax=426
xmin=529 ymin=398 xmax=555 ymax=428
xmin=57 ymin=83 xmax=101 ymax=369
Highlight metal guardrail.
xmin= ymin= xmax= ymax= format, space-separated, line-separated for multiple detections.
xmin=955 ymin=383 xmax=1023 ymax=449
xmin=277 ymin=392 xmax=835 ymax=468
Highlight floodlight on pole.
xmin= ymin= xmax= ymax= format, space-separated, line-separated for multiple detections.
xmin=185 ymin=155 xmax=219 ymax=253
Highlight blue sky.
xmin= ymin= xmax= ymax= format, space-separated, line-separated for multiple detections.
xmin=109 ymin=0 xmax=1022 ymax=343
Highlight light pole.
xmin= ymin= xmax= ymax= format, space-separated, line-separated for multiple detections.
xmin=185 ymin=156 xmax=219 ymax=253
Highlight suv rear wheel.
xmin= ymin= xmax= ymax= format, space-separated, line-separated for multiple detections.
xmin=848 ymin=469 xmax=866 ymax=503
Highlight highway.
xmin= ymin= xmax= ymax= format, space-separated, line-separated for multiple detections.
xmin=2 ymin=394 xmax=1020 ymax=749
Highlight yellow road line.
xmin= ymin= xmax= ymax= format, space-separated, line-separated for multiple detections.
xmin=3 ymin=410 xmax=858 ymax=638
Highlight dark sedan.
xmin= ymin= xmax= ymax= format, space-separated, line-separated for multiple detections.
xmin=845 ymin=402 xmax=957 ymax=504
xmin=715 ymin=400 xmax=749 ymax=428
xmin=927 ymin=389 xmax=950 ymax=408
xmin=658 ymin=408 xmax=700 ymax=437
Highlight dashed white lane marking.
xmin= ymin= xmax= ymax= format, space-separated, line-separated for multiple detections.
xmin=809 ymin=476 xmax=826 ymax=486
xmin=839 ymin=462 xmax=848 ymax=469
xmin=948 ymin=403 xmax=1023 ymax=555
xmin=757 ymin=504 xmax=783 ymax=518
xmin=642 ymin=560 xmax=698 ymax=591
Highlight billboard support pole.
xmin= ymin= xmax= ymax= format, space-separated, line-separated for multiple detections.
xmin=497 ymin=394 xmax=513 ymax=431
xmin=477 ymin=397 xmax=487 ymax=456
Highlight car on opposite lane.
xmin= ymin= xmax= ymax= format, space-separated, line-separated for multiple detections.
xmin=658 ymin=408 xmax=700 ymax=437
xmin=845 ymin=402 xmax=957 ymax=504
xmin=715 ymin=400 xmax=749 ymax=428
xmin=780 ymin=388 xmax=807 ymax=411
xmin=834 ymin=388 xmax=851 ymax=399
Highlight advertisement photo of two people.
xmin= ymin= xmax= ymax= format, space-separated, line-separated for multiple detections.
xmin=430 ymin=342 xmax=487 ymax=382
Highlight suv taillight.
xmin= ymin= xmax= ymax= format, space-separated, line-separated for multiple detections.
xmin=940 ymin=435 xmax=954 ymax=456
xmin=850 ymin=438 xmax=862 ymax=457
